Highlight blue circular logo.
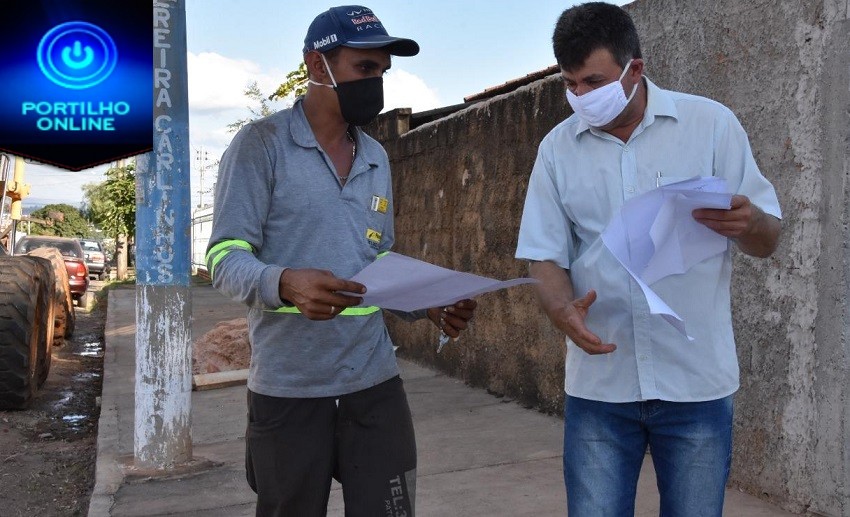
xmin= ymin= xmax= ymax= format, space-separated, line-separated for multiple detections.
xmin=37 ymin=21 xmax=118 ymax=90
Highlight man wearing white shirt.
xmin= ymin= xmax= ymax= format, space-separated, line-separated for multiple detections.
xmin=515 ymin=3 xmax=781 ymax=516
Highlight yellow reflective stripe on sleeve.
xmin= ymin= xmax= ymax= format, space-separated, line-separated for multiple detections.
xmin=205 ymin=239 xmax=254 ymax=264
xmin=206 ymin=240 xmax=254 ymax=279
xmin=268 ymin=306 xmax=381 ymax=316
xmin=376 ymin=251 xmax=389 ymax=259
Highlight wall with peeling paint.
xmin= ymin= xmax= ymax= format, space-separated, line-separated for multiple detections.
xmin=377 ymin=0 xmax=850 ymax=513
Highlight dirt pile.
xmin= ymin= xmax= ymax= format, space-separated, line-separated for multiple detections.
xmin=192 ymin=318 xmax=250 ymax=374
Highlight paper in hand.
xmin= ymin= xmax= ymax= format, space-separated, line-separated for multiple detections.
xmin=601 ymin=176 xmax=732 ymax=339
xmin=344 ymin=252 xmax=538 ymax=312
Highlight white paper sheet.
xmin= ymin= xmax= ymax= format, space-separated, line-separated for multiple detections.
xmin=601 ymin=176 xmax=732 ymax=339
xmin=345 ymin=252 xmax=538 ymax=312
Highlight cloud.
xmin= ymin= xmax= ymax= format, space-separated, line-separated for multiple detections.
xmin=188 ymin=51 xmax=286 ymax=113
xmin=383 ymin=69 xmax=442 ymax=112
xmin=23 ymin=161 xmax=110 ymax=206
xmin=186 ymin=51 xmax=293 ymax=208
xmin=185 ymin=58 xmax=443 ymax=210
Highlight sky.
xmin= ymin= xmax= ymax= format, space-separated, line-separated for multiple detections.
xmin=21 ymin=0 xmax=630 ymax=209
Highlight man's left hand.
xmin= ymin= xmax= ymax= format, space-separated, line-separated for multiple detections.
xmin=692 ymin=194 xmax=781 ymax=258
xmin=692 ymin=194 xmax=759 ymax=238
xmin=427 ymin=299 xmax=477 ymax=338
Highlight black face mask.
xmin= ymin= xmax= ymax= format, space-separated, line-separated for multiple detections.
xmin=334 ymin=76 xmax=384 ymax=126
xmin=311 ymin=53 xmax=385 ymax=126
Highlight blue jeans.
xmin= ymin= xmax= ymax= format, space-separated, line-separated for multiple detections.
xmin=563 ymin=395 xmax=733 ymax=517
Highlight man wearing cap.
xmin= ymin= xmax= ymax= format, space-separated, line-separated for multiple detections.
xmin=206 ymin=5 xmax=476 ymax=516
xmin=515 ymin=3 xmax=781 ymax=516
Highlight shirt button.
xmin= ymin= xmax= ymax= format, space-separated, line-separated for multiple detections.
xmin=639 ymin=355 xmax=648 ymax=361
xmin=626 ymin=186 xmax=635 ymax=193
xmin=623 ymin=146 xmax=630 ymax=152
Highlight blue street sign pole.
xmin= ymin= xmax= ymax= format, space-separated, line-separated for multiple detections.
xmin=134 ymin=0 xmax=193 ymax=469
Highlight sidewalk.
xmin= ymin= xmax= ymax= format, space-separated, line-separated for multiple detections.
xmin=89 ymin=284 xmax=795 ymax=516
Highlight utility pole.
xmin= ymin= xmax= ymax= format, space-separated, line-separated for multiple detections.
xmin=113 ymin=158 xmax=130 ymax=281
xmin=194 ymin=147 xmax=209 ymax=208
xmin=133 ymin=0 xmax=193 ymax=470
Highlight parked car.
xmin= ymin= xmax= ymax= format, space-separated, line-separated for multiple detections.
xmin=79 ymin=239 xmax=109 ymax=280
xmin=14 ymin=236 xmax=89 ymax=300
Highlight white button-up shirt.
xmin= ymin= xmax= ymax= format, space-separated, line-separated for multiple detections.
xmin=516 ymin=79 xmax=781 ymax=403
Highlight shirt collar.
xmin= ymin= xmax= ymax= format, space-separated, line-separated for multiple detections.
xmin=289 ymin=97 xmax=381 ymax=168
xmin=574 ymin=77 xmax=679 ymax=138
xmin=289 ymin=97 xmax=316 ymax=148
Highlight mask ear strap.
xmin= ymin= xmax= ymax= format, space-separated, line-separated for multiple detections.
xmin=319 ymin=53 xmax=339 ymax=88
xmin=619 ymin=59 xmax=639 ymax=103
xmin=618 ymin=59 xmax=634 ymax=81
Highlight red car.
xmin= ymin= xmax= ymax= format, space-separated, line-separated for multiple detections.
xmin=14 ymin=236 xmax=89 ymax=300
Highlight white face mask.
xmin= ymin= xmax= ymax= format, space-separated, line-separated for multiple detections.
xmin=566 ymin=59 xmax=638 ymax=127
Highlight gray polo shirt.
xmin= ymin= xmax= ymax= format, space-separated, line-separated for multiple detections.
xmin=207 ymin=99 xmax=401 ymax=398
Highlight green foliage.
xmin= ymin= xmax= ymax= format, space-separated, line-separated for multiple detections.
xmin=27 ymin=203 xmax=91 ymax=237
xmin=227 ymin=62 xmax=308 ymax=134
xmin=82 ymin=163 xmax=136 ymax=240
xmin=227 ymin=81 xmax=279 ymax=134
xmin=270 ymin=62 xmax=308 ymax=101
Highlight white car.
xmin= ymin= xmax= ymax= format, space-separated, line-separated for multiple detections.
xmin=79 ymin=239 xmax=109 ymax=280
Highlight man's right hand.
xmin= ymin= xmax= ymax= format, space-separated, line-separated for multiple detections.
xmin=555 ymin=290 xmax=616 ymax=355
xmin=278 ymin=268 xmax=366 ymax=321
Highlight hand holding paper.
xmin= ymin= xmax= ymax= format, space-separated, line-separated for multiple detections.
xmin=693 ymin=194 xmax=760 ymax=238
xmin=345 ymin=252 xmax=538 ymax=312
xmin=279 ymin=268 xmax=366 ymax=321
xmin=601 ymin=176 xmax=732 ymax=339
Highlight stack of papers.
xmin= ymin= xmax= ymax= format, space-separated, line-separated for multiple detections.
xmin=601 ymin=176 xmax=732 ymax=339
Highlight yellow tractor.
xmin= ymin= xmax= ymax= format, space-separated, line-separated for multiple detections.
xmin=0 ymin=154 xmax=74 ymax=409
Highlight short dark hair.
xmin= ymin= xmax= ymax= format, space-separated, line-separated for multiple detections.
xmin=552 ymin=2 xmax=642 ymax=72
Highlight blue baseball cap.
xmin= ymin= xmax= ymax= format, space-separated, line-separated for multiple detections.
xmin=303 ymin=5 xmax=419 ymax=56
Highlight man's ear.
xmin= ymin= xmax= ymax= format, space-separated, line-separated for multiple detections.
xmin=630 ymin=58 xmax=645 ymax=79
xmin=304 ymin=51 xmax=326 ymax=81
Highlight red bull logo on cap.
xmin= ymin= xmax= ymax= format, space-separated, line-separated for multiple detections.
xmin=351 ymin=15 xmax=379 ymax=25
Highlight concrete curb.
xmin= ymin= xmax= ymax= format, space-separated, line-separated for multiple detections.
xmin=87 ymin=289 xmax=124 ymax=517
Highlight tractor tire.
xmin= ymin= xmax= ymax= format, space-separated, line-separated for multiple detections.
xmin=0 ymin=256 xmax=45 ymax=408
xmin=27 ymin=256 xmax=56 ymax=387
xmin=27 ymin=247 xmax=74 ymax=342
xmin=65 ymin=301 xmax=76 ymax=338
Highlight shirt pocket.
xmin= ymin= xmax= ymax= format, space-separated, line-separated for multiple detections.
xmin=657 ymin=175 xmax=694 ymax=187
xmin=653 ymin=160 xmax=713 ymax=187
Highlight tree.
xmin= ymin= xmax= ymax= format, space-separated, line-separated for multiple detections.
xmin=83 ymin=163 xmax=136 ymax=280
xmin=226 ymin=81 xmax=278 ymax=134
xmin=27 ymin=203 xmax=91 ymax=237
xmin=270 ymin=62 xmax=308 ymax=102
xmin=83 ymin=163 xmax=135 ymax=239
xmin=227 ymin=62 xmax=308 ymax=134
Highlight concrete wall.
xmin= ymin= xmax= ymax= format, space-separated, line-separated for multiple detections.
xmin=379 ymin=78 xmax=571 ymax=415
xmin=628 ymin=0 xmax=850 ymax=513
xmin=376 ymin=0 xmax=850 ymax=513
